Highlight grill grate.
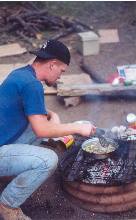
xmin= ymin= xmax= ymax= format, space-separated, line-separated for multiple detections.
xmin=59 ymin=134 xmax=136 ymax=185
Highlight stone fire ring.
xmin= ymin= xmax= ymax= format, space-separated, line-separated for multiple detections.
xmin=63 ymin=180 xmax=136 ymax=213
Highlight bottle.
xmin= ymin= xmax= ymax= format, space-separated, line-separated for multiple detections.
xmin=60 ymin=135 xmax=74 ymax=149
xmin=126 ymin=113 xmax=136 ymax=129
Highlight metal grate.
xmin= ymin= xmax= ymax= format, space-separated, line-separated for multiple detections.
xmin=59 ymin=134 xmax=136 ymax=185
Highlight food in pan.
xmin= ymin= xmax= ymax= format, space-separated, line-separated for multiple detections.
xmin=82 ymin=138 xmax=116 ymax=155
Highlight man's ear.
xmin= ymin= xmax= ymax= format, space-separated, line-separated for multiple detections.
xmin=49 ymin=62 xmax=53 ymax=70
xmin=49 ymin=61 xmax=55 ymax=70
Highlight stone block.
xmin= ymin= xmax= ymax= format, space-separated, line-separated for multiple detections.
xmin=77 ymin=31 xmax=100 ymax=56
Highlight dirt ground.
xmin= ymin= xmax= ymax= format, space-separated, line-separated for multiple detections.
xmin=1 ymin=2 xmax=136 ymax=220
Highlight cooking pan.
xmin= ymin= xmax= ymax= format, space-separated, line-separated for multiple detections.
xmin=81 ymin=135 xmax=119 ymax=160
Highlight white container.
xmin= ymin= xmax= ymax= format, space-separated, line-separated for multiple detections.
xmin=126 ymin=113 xmax=136 ymax=123
xmin=77 ymin=31 xmax=100 ymax=56
xmin=126 ymin=113 xmax=136 ymax=129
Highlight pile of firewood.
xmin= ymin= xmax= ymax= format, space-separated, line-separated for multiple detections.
xmin=0 ymin=2 xmax=95 ymax=41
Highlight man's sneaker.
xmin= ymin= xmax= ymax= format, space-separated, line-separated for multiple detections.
xmin=0 ymin=203 xmax=31 ymax=220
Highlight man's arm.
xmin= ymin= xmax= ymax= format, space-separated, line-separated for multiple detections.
xmin=46 ymin=110 xmax=61 ymax=124
xmin=28 ymin=114 xmax=96 ymax=138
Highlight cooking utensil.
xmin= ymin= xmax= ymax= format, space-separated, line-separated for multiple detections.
xmin=95 ymin=127 xmax=105 ymax=136
xmin=94 ymin=127 xmax=119 ymax=149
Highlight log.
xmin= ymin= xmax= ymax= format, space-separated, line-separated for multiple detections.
xmin=52 ymin=28 xmax=74 ymax=40
xmin=16 ymin=31 xmax=34 ymax=45
xmin=80 ymin=61 xmax=105 ymax=83
xmin=7 ymin=10 xmax=48 ymax=22
xmin=57 ymin=83 xmax=136 ymax=97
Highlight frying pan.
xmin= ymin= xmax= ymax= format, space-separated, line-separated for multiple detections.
xmin=82 ymin=130 xmax=119 ymax=159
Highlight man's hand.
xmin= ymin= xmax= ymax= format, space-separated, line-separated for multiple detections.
xmin=47 ymin=110 xmax=61 ymax=124
xmin=76 ymin=122 xmax=96 ymax=137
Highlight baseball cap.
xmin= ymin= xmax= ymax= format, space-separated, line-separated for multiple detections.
xmin=30 ymin=39 xmax=71 ymax=65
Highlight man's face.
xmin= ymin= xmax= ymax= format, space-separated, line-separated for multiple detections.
xmin=43 ymin=60 xmax=68 ymax=86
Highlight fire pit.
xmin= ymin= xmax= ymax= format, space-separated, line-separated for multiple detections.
xmin=63 ymin=181 xmax=136 ymax=213
xmin=60 ymin=133 xmax=136 ymax=213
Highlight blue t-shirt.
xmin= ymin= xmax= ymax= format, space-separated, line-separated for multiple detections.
xmin=0 ymin=65 xmax=47 ymax=146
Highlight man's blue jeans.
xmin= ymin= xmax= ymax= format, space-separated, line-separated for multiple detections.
xmin=0 ymin=125 xmax=58 ymax=208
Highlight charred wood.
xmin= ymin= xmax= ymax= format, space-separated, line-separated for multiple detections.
xmin=0 ymin=4 xmax=96 ymax=41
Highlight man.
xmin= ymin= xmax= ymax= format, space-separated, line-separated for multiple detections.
xmin=0 ymin=39 xmax=95 ymax=220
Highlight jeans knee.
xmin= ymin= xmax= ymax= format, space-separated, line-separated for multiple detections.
xmin=33 ymin=149 xmax=58 ymax=173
